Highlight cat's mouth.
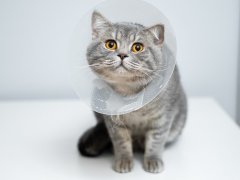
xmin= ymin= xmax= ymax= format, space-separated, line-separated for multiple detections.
xmin=115 ymin=63 xmax=129 ymax=72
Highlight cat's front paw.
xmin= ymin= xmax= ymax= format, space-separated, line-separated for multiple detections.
xmin=113 ymin=157 xmax=133 ymax=173
xmin=143 ymin=157 xmax=164 ymax=173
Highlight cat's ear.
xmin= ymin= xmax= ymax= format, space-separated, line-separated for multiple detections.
xmin=91 ymin=11 xmax=112 ymax=39
xmin=144 ymin=24 xmax=164 ymax=45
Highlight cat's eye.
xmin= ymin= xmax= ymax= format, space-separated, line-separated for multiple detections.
xmin=105 ymin=40 xmax=117 ymax=51
xmin=131 ymin=43 xmax=144 ymax=53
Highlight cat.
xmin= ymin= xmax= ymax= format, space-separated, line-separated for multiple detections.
xmin=78 ymin=11 xmax=187 ymax=173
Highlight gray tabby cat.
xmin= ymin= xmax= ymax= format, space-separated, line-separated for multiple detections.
xmin=78 ymin=11 xmax=187 ymax=173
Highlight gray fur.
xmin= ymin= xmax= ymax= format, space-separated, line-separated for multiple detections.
xmin=80 ymin=11 xmax=187 ymax=173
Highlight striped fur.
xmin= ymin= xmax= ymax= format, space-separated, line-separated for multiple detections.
xmin=78 ymin=11 xmax=187 ymax=173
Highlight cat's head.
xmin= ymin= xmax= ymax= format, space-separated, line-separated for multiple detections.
xmin=87 ymin=11 xmax=165 ymax=95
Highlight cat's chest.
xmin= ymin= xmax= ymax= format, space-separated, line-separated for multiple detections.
xmin=108 ymin=95 xmax=165 ymax=135
xmin=120 ymin=105 xmax=164 ymax=135
xmin=123 ymin=113 xmax=149 ymax=132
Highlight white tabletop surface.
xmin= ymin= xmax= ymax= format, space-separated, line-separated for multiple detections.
xmin=0 ymin=97 xmax=240 ymax=180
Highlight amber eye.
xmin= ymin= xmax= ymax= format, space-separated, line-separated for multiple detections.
xmin=105 ymin=40 xmax=117 ymax=50
xmin=131 ymin=43 xmax=144 ymax=53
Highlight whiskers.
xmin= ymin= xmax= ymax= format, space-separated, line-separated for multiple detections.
xmin=102 ymin=60 xmax=119 ymax=66
xmin=73 ymin=60 xmax=118 ymax=70
xmin=124 ymin=61 xmax=170 ymax=80
xmin=73 ymin=63 xmax=101 ymax=70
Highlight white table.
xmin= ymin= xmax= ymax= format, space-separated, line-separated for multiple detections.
xmin=0 ymin=98 xmax=239 ymax=180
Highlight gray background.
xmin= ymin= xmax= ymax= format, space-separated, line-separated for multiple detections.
xmin=0 ymin=0 xmax=239 ymax=121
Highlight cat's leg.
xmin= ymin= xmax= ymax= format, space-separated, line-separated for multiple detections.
xmin=166 ymin=93 xmax=187 ymax=145
xmin=143 ymin=119 xmax=172 ymax=173
xmin=166 ymin=111 xmax=187 ymax=145
xmin=104 ymin=118 xmax=133 ymax=173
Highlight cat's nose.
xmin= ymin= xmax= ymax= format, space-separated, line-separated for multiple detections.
xmin=117 ymin=54 xmax=128 ymax=60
